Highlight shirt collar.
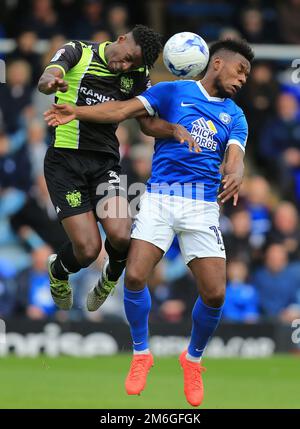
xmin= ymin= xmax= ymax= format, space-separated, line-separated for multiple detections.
xmin=196 ymin=81 xmax=225 ymax=102
xmin=98 ymin=41 xmax=112 ymax=65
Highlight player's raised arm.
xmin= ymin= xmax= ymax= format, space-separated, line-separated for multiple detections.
xmin=134 ymin=82 xmax=200 ymax=150
xmin=44 ymin=101 xmax=199 ymax=152
xmin=218 ymin=144 xmax=245 ymax=206
xmin=44 ymin=98 xmax=148 ymax=126
xmin=38 ymin=40 xmax=82 ymax=95
xmin=137 ymin=116 xmax=200 ymax=153
xmin=38 ymin=67 xmax=69 ymax=95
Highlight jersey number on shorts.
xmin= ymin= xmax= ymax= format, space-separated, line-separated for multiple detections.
xmin=209 ymin=225 xmax=223 ymax=245
xmin=108 ymin=171 xmax=120 ymax=184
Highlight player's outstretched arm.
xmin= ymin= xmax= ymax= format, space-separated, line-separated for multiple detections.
xmin=38 ymin=68 xmax=69 ymax=95
xmin=218 ymin=144 xmax=245 ymax=206
xmin=137 ymin=116 xmax=200 ymax=153
xmin=44 ymin=98 xmax=147 ymax=126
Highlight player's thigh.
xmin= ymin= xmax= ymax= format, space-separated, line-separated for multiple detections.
xmin=177 ymin=201 xmax=226 ymax=305
xmin=125 ymin=238 xmax=164 ymax=289
xmin=98 ymin=196 xmax=132 ymax=245
xmin=126 ymin=192 xmax=175 ymax=289
xmin=62 ymin=211 xmax=102 ymax=256
xmin=188 ymin=257 xmax=226 ymax=304
xmin=179 ymin=230 xmax=226 ymax=305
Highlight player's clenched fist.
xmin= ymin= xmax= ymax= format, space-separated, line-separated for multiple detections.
xmin=47 ymin=77 xmax=69 ymax=93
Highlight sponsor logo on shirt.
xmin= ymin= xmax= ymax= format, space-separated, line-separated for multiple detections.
xmin=79 ymin=86 xmax=115 ymax=105
xmin=190 ymin=117 xmax=218 ymax=151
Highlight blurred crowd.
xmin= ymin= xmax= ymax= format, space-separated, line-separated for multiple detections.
xmin=0 ymin=0 xmax=300 ymax=324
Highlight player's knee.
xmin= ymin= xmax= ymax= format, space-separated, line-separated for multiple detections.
xmin=107 ymin=231 xmax=130 ymax=253
xmin=125 ymin=268 xmax=146 ymax=291
xmin=73 ymin=240 xmax=101 ymax=266
xmin=201 ymin=289 xmax=225 ymax=308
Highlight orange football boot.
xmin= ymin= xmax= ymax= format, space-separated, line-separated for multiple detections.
xmin=125 ymin=353 xmax=154 ymax=395
xmin=179 ymin=350 xmax=206 ymax=407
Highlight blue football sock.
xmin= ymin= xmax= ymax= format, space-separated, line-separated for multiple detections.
xmin=188 ymin=296 xmax=223 ymax=358
xmin=124 ymin=286 xmax=151 ymax=352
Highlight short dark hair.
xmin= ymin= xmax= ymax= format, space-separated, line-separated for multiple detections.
xmin=131 ymin=24 xmax=163 ymax=68
xmin=209 ymin=39 xmax=255 ymax=64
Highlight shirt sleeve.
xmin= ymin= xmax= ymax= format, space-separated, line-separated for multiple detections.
xmin=136 ymin=81 xmax=175 ymax=117
xmin=227 ymin=111 xmax=248 ymax=152
xmin=44 ymin=41 xmax=82 ymax=76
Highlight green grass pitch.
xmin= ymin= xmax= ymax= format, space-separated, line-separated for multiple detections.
xmin=0 ymin=355 xmax=299 ymax=409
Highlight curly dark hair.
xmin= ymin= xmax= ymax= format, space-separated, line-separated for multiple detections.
xmin=209 ymin=39 xmax=255 ymax=63
xmin=131 ymin=24 xmax=163 ymax=68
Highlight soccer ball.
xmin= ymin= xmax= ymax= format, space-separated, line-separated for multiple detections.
xmin=163 ymin=32 xmax=209 ymax=78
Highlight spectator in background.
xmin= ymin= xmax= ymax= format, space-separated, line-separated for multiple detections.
xmin=73 ymin=0 xmax=107 ymax=40
xmin=0 ymin=130 xmax=32 ymax=193
xmin=259 ymin=92 xmax=300 ymax=199
xmin=56 ymin=0 xmax=81 ymax=39
xmin=223 ymin=259 xmax=259 ymax=323
xmin=150 ymin=273 xmax=197 ymax=323
xmin=223 ymin=208 xmax=254 ymax=266
xmin=0 ymin=14 xmax=6 ymax=53
xmin=121 ymin=144 xmax=153 ymax=200
xmin=0 ymin=260 xmax=17 ymax=318
xmin=16 ymin=245 xmax=57 ymax=319
xmin=218 ymin=27 xmax=242 ymax=41
xmin=116 ymin=123 xmax=131 ymax=159
xmin=0 ymin=60 xmax=34 ymax=133
xmin=0 ymin=126 xmax=33 ymax=273
xmin=244 ymin=175 xmax=272 ymax=252
xmin=278 ymin=0 xmax=300 ymax=44
xmin=0 ymin=190 xmax=31 ymax=274
xmin=107 ymin=3 xmax=130 ymax=39
xmin=5 ymin=30 xmax=42 ymax=87
xmin=27 ymin=119 xmax=48 ymax=179
xmin=252 ymin=243 xmax=300 ymax=320
xmin=239 ymin=8 xmax=266 ymax=43
xmin=91 ymin=30 xmax=112 ymax=43
xmin=10 ymin=175 xmax=68 ymax=253
xmin=41 ymin=35 xmax=66 ymax=70
xmin=267 ymin=202 xmax=300 ymax=261
xmin=24 ymin=0 xmax=63 ymax=39
xmin=158 ymin=275 xmax=198 ymax=323
xmin=237 ymin=62 xmax=279 ymax=158
xmin=278 ymin=66 xmax=300 ymax=108
xmin=129 ymin=144 xmax=153 ymax=184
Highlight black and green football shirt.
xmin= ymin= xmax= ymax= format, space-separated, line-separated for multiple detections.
xmin=45 ymin=40 xmax=151 ymax=159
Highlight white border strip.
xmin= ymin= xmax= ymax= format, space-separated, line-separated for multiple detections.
xmin=136 ymin=95 xmax=155 ymax=116
xmin=226 ymin=139 xmax=246 ymax=152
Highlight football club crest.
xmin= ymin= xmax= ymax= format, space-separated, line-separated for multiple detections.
xmin=66 ymin=190 xmax=82 ymax=208
xmin=219 ymin=112 xmax=232 ymax=124
xmin=120 ymin=76 xmax=134 ymax=94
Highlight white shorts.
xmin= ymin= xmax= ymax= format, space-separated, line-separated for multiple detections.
xmin=131 ymin=192 xmax=226 ymax=264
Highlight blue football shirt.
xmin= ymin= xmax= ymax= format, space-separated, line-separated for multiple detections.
xmin=137 ymin=80 xmax=248 ymax=202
